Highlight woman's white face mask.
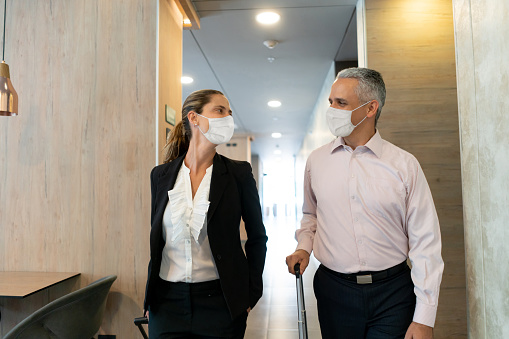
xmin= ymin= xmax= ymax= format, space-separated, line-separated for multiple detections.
xmin=325 ymin=101 xmax=372 ymax=137
xmin=195 ymin=113 xmax=234 ymax=145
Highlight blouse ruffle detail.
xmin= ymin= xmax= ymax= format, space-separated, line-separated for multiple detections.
xmin=167 ymin=171 xmax=211 ymax=243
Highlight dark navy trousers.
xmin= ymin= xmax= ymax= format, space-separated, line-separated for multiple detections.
xmin=148 ymin=278 xmax=247 ymax=339
xmin=314 ymin=264 xmax=415 ymax=339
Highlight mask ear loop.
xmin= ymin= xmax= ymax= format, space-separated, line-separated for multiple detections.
xmin=352 ymin=100 xmax=373 ymax=127
xmin=187 ymin=111 xmax=200 ymax=127
xmin=353 ymin=100 xmax=373 ymax=111
xmin=193 ymin=113 xmax=209 ymax=136
xmin=354 ymin=115 xmax=368 ymax=127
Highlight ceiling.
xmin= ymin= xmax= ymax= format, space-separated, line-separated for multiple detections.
xmin=182 ymin=0 xmax=358 ymax=164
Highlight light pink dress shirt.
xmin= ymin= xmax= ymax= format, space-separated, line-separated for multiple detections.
xmin=296 ymin=130 xmax=444 ymax=327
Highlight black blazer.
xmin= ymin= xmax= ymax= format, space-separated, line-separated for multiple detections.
xmin=144 ymin=153 xmax=267 ymax=319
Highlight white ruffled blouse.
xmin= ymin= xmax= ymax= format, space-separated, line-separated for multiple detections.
xmin=159 ymin=162 xmax=219 ymax=283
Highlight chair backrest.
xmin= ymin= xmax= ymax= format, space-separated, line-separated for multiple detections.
xmin=3 ymin=275 xmax=117 ymax=339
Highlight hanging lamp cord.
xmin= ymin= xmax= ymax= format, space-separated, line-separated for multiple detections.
xmin=2 ymin=0 xmax=6 ymax=61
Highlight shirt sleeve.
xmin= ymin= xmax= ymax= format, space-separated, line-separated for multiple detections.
xmin=296 ymin=158 xmax=317 ymax=255
xmin=406 ymin=161 xmax=444 ymax=327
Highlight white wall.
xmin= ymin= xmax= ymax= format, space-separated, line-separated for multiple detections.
xmin=295 ymin=62 xmax=336 ymax=218
xmin=217 ymin=135 xmax=251 ymax=163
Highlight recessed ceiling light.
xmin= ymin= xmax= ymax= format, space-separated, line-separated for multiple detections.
xmin=256 ymin=12 xmax=280 ymax=25
xmin=267 ymin=100 xmax=281 ymax=108
xmin=274 ymin=149 xmax=282 ymax=155
xmin=183 ymin=19 xmax=191 ymax=25
xmin=181 ymin=76 xmax=194 ymax=84
xmin=271 ymin=132 xmax=282 ymax=138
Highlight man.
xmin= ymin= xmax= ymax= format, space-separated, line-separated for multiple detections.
xmin=286 ymin=68 xmax=444 ymax=339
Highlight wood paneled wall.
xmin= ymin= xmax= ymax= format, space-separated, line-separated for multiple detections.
xmin=361 ymin=0 xmax=466 ymax=337
xmin=0 ymin=0 xmax=162 ymax=337
xmin=158 ymin=0 xmax=183 ymax=160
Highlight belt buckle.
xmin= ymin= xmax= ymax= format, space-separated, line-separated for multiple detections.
xmin=356 ymin=274 xmax=372 ymax=284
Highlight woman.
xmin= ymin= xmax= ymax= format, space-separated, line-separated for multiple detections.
xmin=144 ymin=89 xmax=267 ymax=338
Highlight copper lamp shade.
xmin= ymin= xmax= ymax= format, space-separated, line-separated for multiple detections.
xmin=0 ymin=61 xmax=17 ymax=116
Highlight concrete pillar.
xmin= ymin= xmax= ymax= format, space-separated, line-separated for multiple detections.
xmin=452 ymin=0 xmax=509 ymax=337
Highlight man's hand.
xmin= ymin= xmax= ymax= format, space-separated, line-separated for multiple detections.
xmin=285 ymin=249 xmax=310 ymax=275
xmin=404 ymin=322 xmax=433 ymax=339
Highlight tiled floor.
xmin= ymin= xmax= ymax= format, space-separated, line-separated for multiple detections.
xmin=245 ymin=216 xmax=322 ymax=339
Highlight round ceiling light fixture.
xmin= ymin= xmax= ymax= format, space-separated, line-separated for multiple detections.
xmin=181 ymin=76 xmax=194 ymax=84
xmin=267 ymin=100 xmax=281 ymax=108
xmin=256 ymin=12 xmax=280 ymax=25
xmin=271 ymin=132 xmax=282 ymax=139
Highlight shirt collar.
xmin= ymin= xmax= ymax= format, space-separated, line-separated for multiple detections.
xmin=330 ymin=130 xmax=383 ymax=158
xmin=365 ymin=130 xmax=383 ymax=158
xmin=182 ymin=161 xmax=214 ymax=174
xmin=330 ymin=136 xmax=347 ymax=153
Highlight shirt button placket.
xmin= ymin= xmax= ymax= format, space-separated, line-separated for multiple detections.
xmin=185 ymin=236 xmax=192 ymax=282
xmin=349 ymin=156 xmax=362 ymax=262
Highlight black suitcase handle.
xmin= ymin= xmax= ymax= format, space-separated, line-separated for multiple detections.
xmin=134 ymin=316 xmax=149 ymax=339
xmin=294 ymin=263 xmax=301 ymax=277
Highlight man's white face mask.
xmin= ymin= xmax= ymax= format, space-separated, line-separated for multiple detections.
xmin=196 ymin=113 xmax=235 ymax=145
xmin=326 ymin=101 xmax=372 ymax=137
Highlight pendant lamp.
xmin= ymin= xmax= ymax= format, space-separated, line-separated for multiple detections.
xmin=0 ymin=0 xmax=17 ymax=116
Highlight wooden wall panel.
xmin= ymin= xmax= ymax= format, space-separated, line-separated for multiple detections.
xmin=0 ymin=0 xmax=158 ymax=337
xmin=363 ymin=0 xmax=466 ymax=337
xmin=158 ymin=0 xmax=183 ymax=161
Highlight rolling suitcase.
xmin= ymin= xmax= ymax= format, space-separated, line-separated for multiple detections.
xmin=294 ymin=263 xmax=309 ymax=339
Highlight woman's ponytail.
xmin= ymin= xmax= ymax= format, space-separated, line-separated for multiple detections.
xmin=162 ymin=120 xmax=189 ymax=163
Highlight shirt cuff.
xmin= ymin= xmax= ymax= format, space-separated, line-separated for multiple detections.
xmin=413 ymin=302 xmax=438 ymax=328
xmin=296 ymin=236 xmax=313 ymax=255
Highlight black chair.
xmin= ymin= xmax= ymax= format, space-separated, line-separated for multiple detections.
xmin=3 ymin=275 xmax=117 ymax=339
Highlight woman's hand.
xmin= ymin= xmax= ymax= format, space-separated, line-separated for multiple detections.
xmin=144 ymin=310 xmax=149 ymax=320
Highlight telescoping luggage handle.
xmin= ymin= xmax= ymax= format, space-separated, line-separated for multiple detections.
xmin=294 ymin=263 xmax=309 ymax=339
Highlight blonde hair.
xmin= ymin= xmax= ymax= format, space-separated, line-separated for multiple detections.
xmin=162 ymin=89 xmax=224 ymax=163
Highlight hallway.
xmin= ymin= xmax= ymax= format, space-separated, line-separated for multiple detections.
xmin=245 ymin=216 xmax=322 ymax=339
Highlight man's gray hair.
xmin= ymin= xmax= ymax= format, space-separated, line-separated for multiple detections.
xmin=336 ymin=67 xmax=386 ymax=126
